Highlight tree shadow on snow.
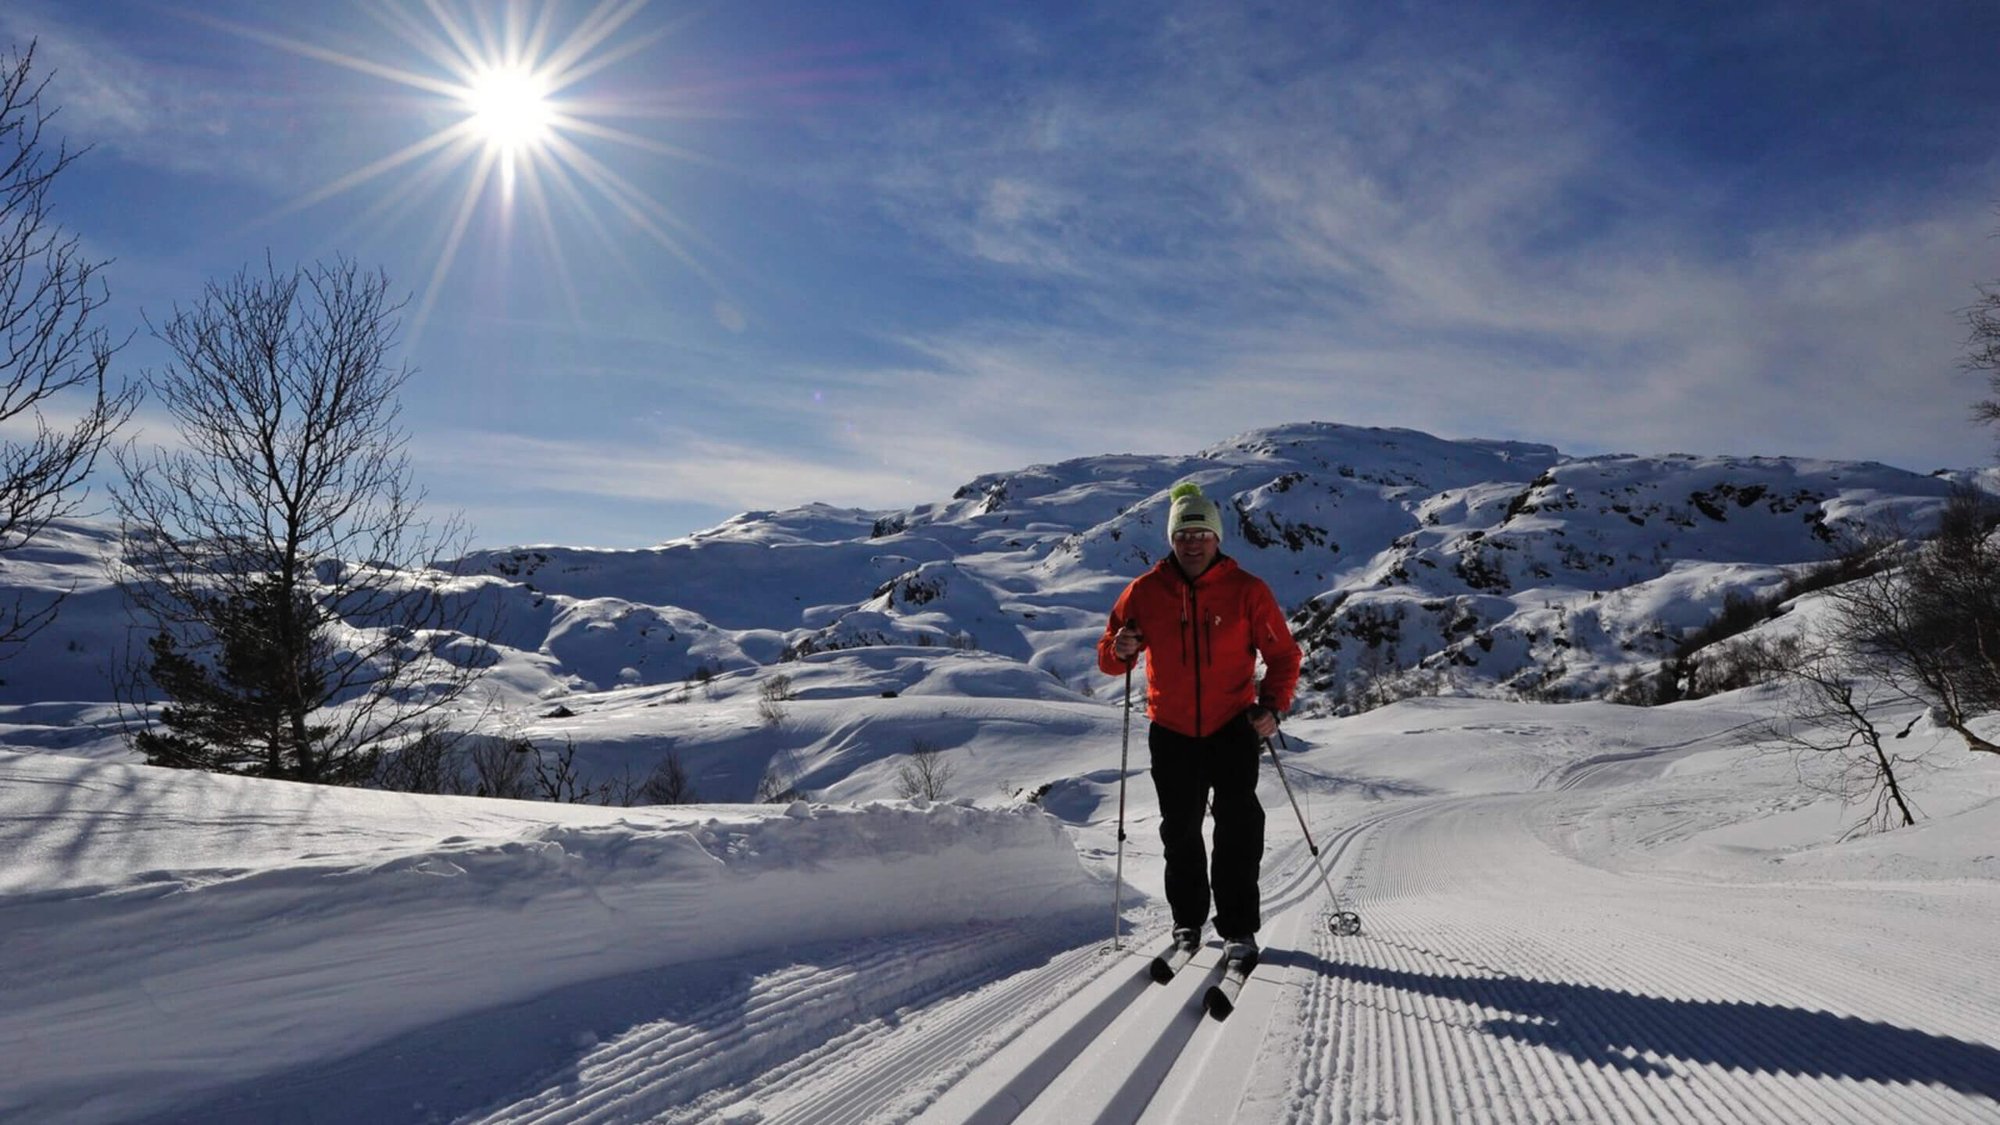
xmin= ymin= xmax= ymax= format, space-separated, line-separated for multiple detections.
xmin=131 ymin=921 xmax=1089 ymax=1125
xmin=1271 ymin=948 xmax=2000 ymax=1100
xmin=129 ymin=958 xmax=728 ymax=1125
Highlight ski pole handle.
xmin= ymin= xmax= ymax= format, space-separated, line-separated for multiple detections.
xmin=1113 ymin=624 xmax=1144 ymax=664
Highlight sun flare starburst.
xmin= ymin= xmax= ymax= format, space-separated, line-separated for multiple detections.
xmin=464 ymin=66 xmax=556 ymax=155
xmin=215 ymin=0 xmax=721 ymax=335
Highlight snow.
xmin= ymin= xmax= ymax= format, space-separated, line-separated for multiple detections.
xmin=3 ymin=689 xmax=1996 ymax=1123
xmin=0 ymin=423 xmax=1996 ymax=1122
xmin=0 ymin=751 xmax=1101 ymax=1123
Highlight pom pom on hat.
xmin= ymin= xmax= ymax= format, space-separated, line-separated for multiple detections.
xmin=1167 ymin=481 xmax=1223 ymax=543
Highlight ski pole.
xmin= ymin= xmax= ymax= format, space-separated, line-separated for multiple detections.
xmin=1110 ymin=661 xmax=1133 ymax=951
xmin=1263 ymin=730 xmax=1362 ymax=936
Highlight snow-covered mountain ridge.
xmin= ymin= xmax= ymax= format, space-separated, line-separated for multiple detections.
xmin=453 ymin=421 xmax=1967 ymax=702
xmin=0 ymin=420 xmax=1983 ymax=799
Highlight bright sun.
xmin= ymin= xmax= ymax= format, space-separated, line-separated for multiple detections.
xmin=237 ymin=1 xmax=729 ymax=334
xmin=464 ymin=67 xmax=554 ymax=154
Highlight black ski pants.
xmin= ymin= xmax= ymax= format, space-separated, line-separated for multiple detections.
xmin=1149 ymin=709 xmax=1264 ymax=939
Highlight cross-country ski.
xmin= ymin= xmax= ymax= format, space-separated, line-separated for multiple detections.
xmin=1202 ymin=948 xmax=1259 ymax=1020
xmin=1148 ymin=932 xmax=1202 ymax=983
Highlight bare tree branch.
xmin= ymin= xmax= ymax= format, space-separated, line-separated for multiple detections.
xmin=111 ymin=256 xmax=494 ymax=785
xmin=895 ymin=738 xmax=955 ymax=802
xmin=0 ymin=40 xmax=137 ymax=647
xmin=1755 ymin=646 xmax=1924 ymax=838
xmin=1824 ymin=492 xmax=2000 ymax=756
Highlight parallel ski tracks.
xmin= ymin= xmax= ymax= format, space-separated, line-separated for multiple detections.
xmin=466 ymin=923 xmax=1099 ymax=1125
xmin=912 ymin=789 xmax=1998 ymax=1125
xmin=906 ymin=808 xmax=1395 ymax=1124
xmin=755 ymin=940 xmax=1107 ymax=1124
xmin=471 ymin=784 xmax=1998 ymax=1124
xmin=1278 ymin=794 xmax=2000 ymax=1125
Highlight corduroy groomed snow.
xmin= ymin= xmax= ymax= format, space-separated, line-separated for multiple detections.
xmin=1166 ymin=481 xmax=1223 ymax=543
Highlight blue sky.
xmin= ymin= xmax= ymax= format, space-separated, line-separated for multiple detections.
xmin=5 ymin=1 xmax=1997 ymax=548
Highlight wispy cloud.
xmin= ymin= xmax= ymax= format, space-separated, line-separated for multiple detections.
xmin=789 ymin=0 xmax=1999 ymax=475
xmin=415 ymin=427 xmax=934 ymax=516
xmin=1 ymin=4 xmax=280 ymax=184
xmin=32 ymin=0 xmax=1991 ymax=550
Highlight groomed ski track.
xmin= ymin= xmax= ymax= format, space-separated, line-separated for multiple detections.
xmin=468 ymin=763 xmax=1999 ymax=1123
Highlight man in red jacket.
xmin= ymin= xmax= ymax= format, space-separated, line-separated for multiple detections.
xmin=1098 ymin=481 xmax=1303 ymax=962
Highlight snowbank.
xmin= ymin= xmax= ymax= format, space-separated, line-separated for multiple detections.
xmin=0 ymin=751 xmax=1104 ymax=1125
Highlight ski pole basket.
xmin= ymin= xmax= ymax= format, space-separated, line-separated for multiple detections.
xmin=1265 ymin=732 xmax=1364 ymax=937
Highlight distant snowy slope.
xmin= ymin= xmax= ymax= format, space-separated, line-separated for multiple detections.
xmin=0 ymin=421 xmax=1971 ymax=795
xmin=450 ymin=422 xmax=1952 ymax=708
xmin=444 ymin=423 xmax=1961 ymax=714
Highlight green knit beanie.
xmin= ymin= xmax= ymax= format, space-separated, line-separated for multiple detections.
xmin=1166 ymin=481 xmax=1223 ymax=543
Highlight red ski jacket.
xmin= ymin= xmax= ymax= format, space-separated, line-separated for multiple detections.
xmin=1097 ymin=555 xmax=1303 ymax=738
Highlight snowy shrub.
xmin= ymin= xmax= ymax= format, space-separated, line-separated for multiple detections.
xmin=1675 ymin=591 xmax=1783 ymax=658
xmin=1336 ymin=661 xmax=1446 ymax=715
xmin=757 ymin=696 xmax=788 ymax=726
xmin=1607 ymin=664 xmax=1677 ymax=707
xmin=1685 ymin=634 xmax=1806 ymax=698
xmin=373 ymin=722 xmax=470 ymax=795
xmin=639 ymin=749 xmax=698 ymax=804
xmin=896 ymin=738 xmax=954 ymax=801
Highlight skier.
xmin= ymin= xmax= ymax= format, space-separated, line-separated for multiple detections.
xmin=1098 ymin=481 xmax=1302 ymax=967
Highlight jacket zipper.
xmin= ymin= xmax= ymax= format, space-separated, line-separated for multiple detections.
xmin=1189 ymin=578 xmax=1205 ymax=736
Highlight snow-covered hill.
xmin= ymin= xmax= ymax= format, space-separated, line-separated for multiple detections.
xmin=0 ymin=421 xmax=1973 ymax=801
xmin=410 ymin=421 xmax=1983 ymax=720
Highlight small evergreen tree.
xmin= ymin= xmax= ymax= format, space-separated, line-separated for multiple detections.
xmin=134 ymin=577 xmax=347 ymax=778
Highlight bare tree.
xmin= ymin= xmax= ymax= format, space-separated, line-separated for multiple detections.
xmin=640 ymin=748 xmax=698 ymax=804
xmin=467 ymin=734 xmax=532 ymax=799
xmin=755 ymin=671 xmax=792 ymax=726
xmin=531 ymin=736 xmax=604 ymax=803
xmin=1826 ymin=501 xmax=2000 ymax=757
xmin=1968 ymin=267 xmax=2000 ymax=431
xmin=756 ymin=696 xmax=788 ymax=726
xmin=0 ymin=41 xmax=136 ymax=645
xmin=895 ymin=737 xmax=955 ymax=801
xmin=1759 ymin=647 xmax=1923 ymax=837
xmin=112 ymin=257 xmax=491 ymax=784
xmin=373 ymin=720 xmax=470 ymax=795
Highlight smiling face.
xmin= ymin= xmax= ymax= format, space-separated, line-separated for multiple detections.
xmin=1172 ymin=528 xmax=1220 ymax=575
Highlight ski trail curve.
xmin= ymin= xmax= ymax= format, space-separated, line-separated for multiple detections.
xmin=917 ymin=784 xmax=1996 ymax=1125
xmin=912 ymin=806 xmax=1396 ymax=1124
xmin=1271 ymin=794 xmax=2000 ymax=1125
xmin=466 ymin=777 xmax=1998 ymax=1123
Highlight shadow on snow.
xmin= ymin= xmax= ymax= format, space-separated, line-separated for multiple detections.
xmin=1272 ymin=947 xmax=2000 ymax=1100
xmin=132 ymin=921 xmax=1093 ymax=1125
